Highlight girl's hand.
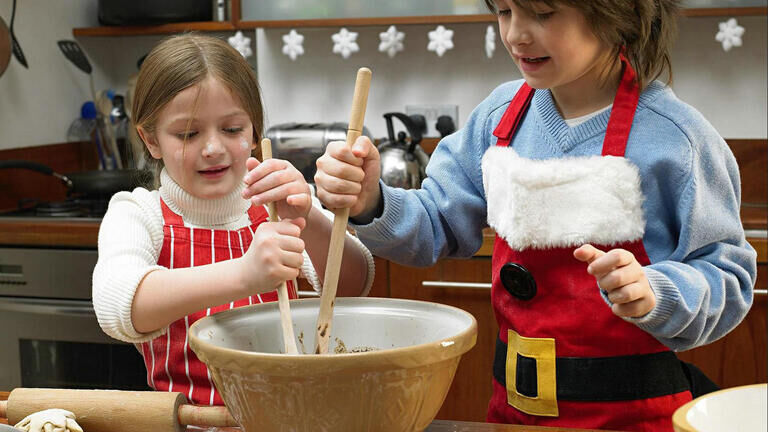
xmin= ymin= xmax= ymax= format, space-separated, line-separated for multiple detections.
xmin=243 ymin=157 xmax=312 ymax=220
xmin=315 ymin=136 xmax=381 ymax=219
xmin=573 ymin=244 xmax=656 ymax=318
xmin=239 ymin=218 xmax=306 ymax=295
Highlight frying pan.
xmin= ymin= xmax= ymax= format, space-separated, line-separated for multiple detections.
xmin=0 ymin=160 xmax=152 ymax=197
xmin=0 ymin=17 xmax=11 ymax=78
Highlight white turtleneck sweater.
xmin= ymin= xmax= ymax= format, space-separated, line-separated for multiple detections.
xmin=93 ymin=169 xmax=375 ymax=344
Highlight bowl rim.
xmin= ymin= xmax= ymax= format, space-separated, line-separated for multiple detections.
xmin=188 ymin=297 xmax=479 ymax=371
xmin=672 ymin=383 xmax=767 ymax=432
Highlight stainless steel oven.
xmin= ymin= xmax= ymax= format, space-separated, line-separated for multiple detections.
xmin=0 ymin=246 xmax=149 ymax=390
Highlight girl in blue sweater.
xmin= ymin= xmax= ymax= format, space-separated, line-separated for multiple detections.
xmin=314 ymin=0 xmax=757 ymax=430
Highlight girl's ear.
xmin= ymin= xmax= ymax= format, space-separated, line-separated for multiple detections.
xmin=137 ymin=126 xmax=162 ymax=159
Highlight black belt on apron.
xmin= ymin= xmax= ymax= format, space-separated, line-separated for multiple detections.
xmin=494 ymin=336 xmax=691 ymax=402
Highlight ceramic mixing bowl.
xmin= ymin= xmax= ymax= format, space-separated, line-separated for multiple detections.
xmin=672 ymin=383 xmax=767 ymax=432
xmin=189 ymin=297 xmax=477 ymax=432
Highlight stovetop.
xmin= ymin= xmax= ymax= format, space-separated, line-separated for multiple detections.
xmin=0 ymin=198 xmax=108 ymax=220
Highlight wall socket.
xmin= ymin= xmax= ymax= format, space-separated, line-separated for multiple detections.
xmin=405 ymin=104 xmax=459 ymax=138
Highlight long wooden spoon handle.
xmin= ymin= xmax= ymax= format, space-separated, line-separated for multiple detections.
xmin=178 ymin=404 xmax=239 ymax=427
xmin=314 ymin=67 xmax=372 ymax=354
xmin=261 ymin=138 xmax=299 ymax=355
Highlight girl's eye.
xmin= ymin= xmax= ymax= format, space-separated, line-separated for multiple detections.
xmin=497 ymin=9 xmax=511 ymax=17
xmin=535 ymin=11 xmax=555 ymax=20
xmin=224 ymin=127 xmax=244 ymax=134
xmin=176 ymin=131 xmax=198 ymax=140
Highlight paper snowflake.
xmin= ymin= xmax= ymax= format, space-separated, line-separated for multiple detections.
xmin=227 ymin=31 xmax=252 ymax=58
xmin=282 ymin=29 xmax=305 ymax=61
xmin=332 ymin=28 xmax=359 ymax=59
xmin=485 ymin=25 xmax=496 ymax=59
xmin=715 ymin=18 xmax=745 ymax=52
xmin=379 ymin=25 xmax=405 ymax=58
xmin=428 ymin=25 xmax=454 ymax=57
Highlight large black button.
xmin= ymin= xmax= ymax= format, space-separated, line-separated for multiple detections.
xmin=500 ymin=262 xmax=536 ymax=300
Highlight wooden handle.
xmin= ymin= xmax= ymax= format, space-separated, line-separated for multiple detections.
xmin=5 ymin=388 xmax=185 ymax=432
xmin=261 ymin=138 xmax=300 ymax=355
xmin=177 ymin=404 xmax=239 ymax=427
xmin=2 ymin=388 xmax=238 ymax=430
xmin=314 ymin=67 xmax=372 ymax=354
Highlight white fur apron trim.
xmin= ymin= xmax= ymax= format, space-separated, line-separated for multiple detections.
xmin=482 ymin=147 xmax=646 ymax=250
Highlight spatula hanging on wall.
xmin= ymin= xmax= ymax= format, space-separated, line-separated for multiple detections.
xmin=9 ymin=0 xmax=27 ymax=68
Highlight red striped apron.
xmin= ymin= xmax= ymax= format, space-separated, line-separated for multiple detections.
xmin=138 ymin=198 xmax=297 ymax=405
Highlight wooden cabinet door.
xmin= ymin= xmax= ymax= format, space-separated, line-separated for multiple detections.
xmin=390 ymin=258 xmax=497 ymax=422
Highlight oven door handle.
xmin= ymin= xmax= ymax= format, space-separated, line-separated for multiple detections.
xmin=0 ymin=297 xmax=94 ymax=317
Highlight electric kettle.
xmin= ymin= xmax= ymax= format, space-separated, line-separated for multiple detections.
xmin=378 ymin=112 xmax=430 ymax=189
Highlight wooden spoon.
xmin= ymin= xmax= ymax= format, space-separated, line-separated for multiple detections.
xmin=260 ymin=138 xmax=299 ymax=355
xmin=314 ymin=67 xmax=372 ymax=354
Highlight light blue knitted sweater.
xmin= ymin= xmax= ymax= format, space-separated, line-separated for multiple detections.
xmin=351 ymin=79 xmax=757 ymax=352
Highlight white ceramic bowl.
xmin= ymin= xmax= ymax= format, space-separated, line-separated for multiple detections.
xmin=673 ymin=383 xmax=767 ymax=432
xmin=189 ymin=297 xmax=477 ymax=432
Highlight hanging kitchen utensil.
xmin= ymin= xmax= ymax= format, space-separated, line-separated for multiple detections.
xmin=260 ymin=138 xmax=300 ymax=355
xmin=314 ymin=67 xmax=372 ymax=354
xmin=378 ymin=112 xmax=430 ymax=189
xmin=0 ymin=17 xmax=11 ymax=78
xmin=8 ymin=0 xmax=27 ymax=68
xmin=58 ymin=40 xmax=123 ymax=169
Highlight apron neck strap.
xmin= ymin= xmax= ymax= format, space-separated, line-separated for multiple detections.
xmin=493 ymin=53 xmax=640 ymax=158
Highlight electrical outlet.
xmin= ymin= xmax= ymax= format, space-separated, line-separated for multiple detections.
xmin=405 ymin=104 xmax=458 ymax=138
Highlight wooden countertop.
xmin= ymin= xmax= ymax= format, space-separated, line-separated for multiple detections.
xmin=0 ymin=391 xmax=614 ymax=431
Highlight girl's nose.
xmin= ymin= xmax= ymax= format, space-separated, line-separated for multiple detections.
xmin=202 ymin=136 xmax=225 ymax=158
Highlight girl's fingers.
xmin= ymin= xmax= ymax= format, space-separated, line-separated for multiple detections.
xmin=245 ymin=156 xmax=260 ymax=171
xmin=243 ymin=159 xmax=289 ymax=186
xmin=286 ymin=193 xmax=312 ymax=209
xmin=277 ymin=235 xmax=305 ymax=254
xmin=279 ymin=250 xmax=305 ymax=269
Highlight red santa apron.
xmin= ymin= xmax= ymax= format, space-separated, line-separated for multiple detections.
xmin=482 ymin=55 xmax=692 ymax=430
xmin=138 ymin=198 xmax=297 ymax=406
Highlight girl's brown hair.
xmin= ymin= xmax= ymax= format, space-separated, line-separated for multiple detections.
xmin=484 ymin=0 xmax=681 ymax=91
xmin=131 ymin=33 xmax=264 ymax=186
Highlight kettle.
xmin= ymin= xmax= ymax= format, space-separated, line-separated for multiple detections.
xmin=378 ymin=112 xmax=430 ymax=189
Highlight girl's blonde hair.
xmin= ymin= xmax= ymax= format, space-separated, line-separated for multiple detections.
xmin=484 ymin=0 xmax=681 ymax=91
xmin=131 ymin=33 xmax=264 ymax=186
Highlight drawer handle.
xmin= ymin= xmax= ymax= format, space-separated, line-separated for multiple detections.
xmin=755 ymin=289 xmax=767 ymax=297
xmin=422 ymin=281 xmax=492 ymax=290
xmin=298 ymin=290 xmax=320 ymax=298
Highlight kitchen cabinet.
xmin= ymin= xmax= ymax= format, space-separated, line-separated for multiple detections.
xmin=72 ymin=0 xmax=767 ymax=36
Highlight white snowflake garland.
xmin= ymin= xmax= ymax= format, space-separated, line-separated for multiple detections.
xmin=282 ymin=29 xmax=305 ymax=61
xmin=485 ymin=25 xmax=496 ymax=59
xmin=428 ymin=25 xmax=454 ymax=57
xmin=332 ymin=28 xmax=360 ymax=59
xmin=227 ymin=31 xmax=252 ymax=58
xmin=379 ymin=25 xmax=405 ymax=58
xmin=715 ymin=18 xmax=744 ymax=52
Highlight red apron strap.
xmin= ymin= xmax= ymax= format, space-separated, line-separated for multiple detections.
xmin=493 ymin=83 xmax=535 ymax=148
xmin=602 ymin=53 xmax=640 ymax=157
xmin=247 ymin=204 xmax=269 ymax=225
xmin=160 ymin=198 xmax=184 ymax=226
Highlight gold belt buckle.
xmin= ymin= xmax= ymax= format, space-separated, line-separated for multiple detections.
xmin=506 ymin=329 xmax=559 ymax=417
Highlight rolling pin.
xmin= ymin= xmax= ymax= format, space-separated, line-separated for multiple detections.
xmin=0 ymin=388 xmax=238 ymax=432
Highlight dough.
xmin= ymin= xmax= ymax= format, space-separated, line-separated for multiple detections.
xmin=14 ymin=409 xmax=84 ymax=432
